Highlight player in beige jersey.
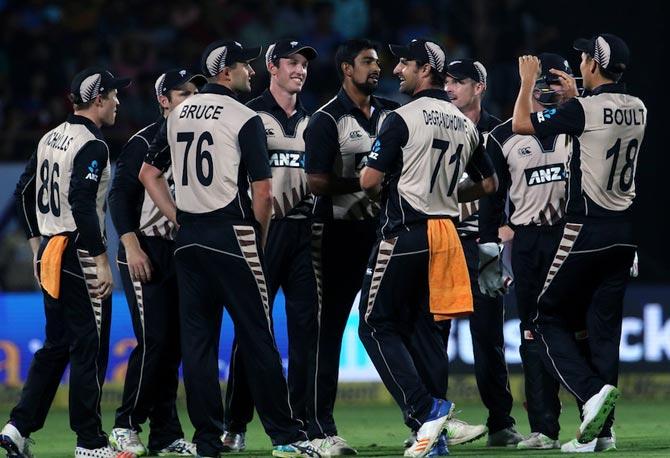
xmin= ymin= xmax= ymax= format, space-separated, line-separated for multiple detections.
xmin=512 ymin=34 xmax=646 ymax=450
xmin=2 ymin=67 xmax=131 ymax=458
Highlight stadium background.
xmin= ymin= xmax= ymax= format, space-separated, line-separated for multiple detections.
xmin=0 ymin=0 xmax=667 ymax=406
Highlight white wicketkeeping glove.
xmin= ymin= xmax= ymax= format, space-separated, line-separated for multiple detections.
xmin=630 ymin=251 xmax=639 ymax=278
xmin=478 ymin=242 xmax=509 ymax=297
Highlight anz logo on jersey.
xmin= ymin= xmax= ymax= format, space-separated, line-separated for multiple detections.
xmin=85 ymin=160 xmax=100 ymax=181
xmin=368 ymin=139 xmax=381 ymax=161
xmin=524 ymin=163 xmax=566 ymax=186
xmin=269 ymin=150 xmax=304 ymax=168
xmin=536 ymin=108 xmax=557 ymax=123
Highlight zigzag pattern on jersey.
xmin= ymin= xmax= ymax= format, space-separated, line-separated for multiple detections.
xmin=77 ymin=249 xmax=103 ymax=336
xmin=272 ymin=180 xmax=311 ymax=219
xmin=233 ymin=226 xmax=270 ymax=317
xmin=540 ymin=223 xmax=582 ymax=297
xmin=537 ymin=197 xmax=566 ymax=226
xmin=365 ymin=238 xmax=397 ymax=321
xmin=458 ymin=201 xmax=479 ymax=235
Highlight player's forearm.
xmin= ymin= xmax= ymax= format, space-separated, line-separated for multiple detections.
xmin=458 ymin=175 xmax=498 ymax=202
xmin=512 ymin=79 xmax=536 ymax=134
xmin=252 ymin=190 xmax=272 ymax=249
xmin=139 ymin=165 xmax=177 ymax=226
xmin=120 ymin=231 xmax=142 ymax=253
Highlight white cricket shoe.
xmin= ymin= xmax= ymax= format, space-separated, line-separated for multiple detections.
xmin=311 ymin=436 xmax=357 ymax=456
xmin=405 ymin=399 xmax=454 ymax=458
xmin=561 ymin=438 xmax=596 ymax=453
xmin=155 ymin=438 xmax=196 ymax=456
xmin=578 ymin=385 xmax=619 ymax=443
xmin=109 ymin=428 xmax=147 ymax=456
xmin=517 ymin=432 xmax=560 ymax=449
xmin=0 ymin=423 xmax=34 ymax=458
xmin=75 ymin=445 xmax=135 ymax=457
xmin=444 ymin=417 xmax=487 ymax=445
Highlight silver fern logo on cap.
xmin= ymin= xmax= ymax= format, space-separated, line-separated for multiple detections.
xmin=424 ymin=42 xmax=445 ymax=73
xmin=154 ymin=73 xmax=167 ymax=97
xmin=594 ymin=36 xmax=611 ymax=69
xmin=265 ymin=43 xmax=276 ymax=67
xmin=206 ymin=46 xmax=228 ymax=76
xmin=473 ymin=61 xmax=487 ymax=85
xmin=80 ymin=73 xmax=102 ymax=103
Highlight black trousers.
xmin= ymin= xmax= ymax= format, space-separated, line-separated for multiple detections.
xmin=511 ymin=226 xmax=567 ymax=439
xmin=308 ymin=218 xmax=377 ymax=438
xmin=115 ymin=236 xmax=183 ymax=450
xmin=358 ymin=227 xmax=450 ymax=430
xmin=173 ymin=220 xmax=304 ymax=456
xmin=224 ymin=218 xmax=319 ymax=433
xmin=534 ymin=219 xmax=635 ymax=437
xmin=437 ymin=237 xmax=515 ymax=434
xmin=10 ymin=239 xmax=110 ymax=449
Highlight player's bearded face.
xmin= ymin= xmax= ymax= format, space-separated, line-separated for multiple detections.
xmin=230 ymin=62 xmax=255 ymax=93
xmin=275 ymin=54 xmax=308 ymax=94
xmin=351 ymin=49 xmax=380 ymax=95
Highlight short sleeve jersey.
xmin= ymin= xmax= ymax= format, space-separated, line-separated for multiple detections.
xmin=531 ymin=83 xmax=647 ymax=218
xmin=247 ymin=89 xmax=312 ymax=219
xmin=144 ymin=83 xmax=271 ymax=223
xmin=365 ymin=89 xmax=494 ymax=239
xmin=304 ymin=88 xmax=399 ymax=221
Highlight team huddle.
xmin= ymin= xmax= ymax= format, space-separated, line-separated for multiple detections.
xmin=0 ymin=31 xmax=646 ymax=458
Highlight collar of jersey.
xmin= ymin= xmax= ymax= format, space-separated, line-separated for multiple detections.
xmin=199 ymin=83 xmax=238 ymax=99
xmin=586 ymin=82 xmax=626 ymax=96
xmin=337 ymin=87 xmax=383 ymax=114
xmin=261 ymin=88 xmax=306 ymax=116
xmin=67 ymin=113 xmax=103 ymax=139
xmin=411 ymin=88 xmax=450 ymax=102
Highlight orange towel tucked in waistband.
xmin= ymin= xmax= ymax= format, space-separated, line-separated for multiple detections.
xmin=40 ymin=235 xmax=69 ymax=299
xmin=427 ymin=219 xmax=473 ymax=321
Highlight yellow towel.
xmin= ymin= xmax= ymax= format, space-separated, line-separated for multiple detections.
xmin=40 ymin=235 xmax=68 ymax=299
xmin=427 ymin=219 xmax=473 ymax=321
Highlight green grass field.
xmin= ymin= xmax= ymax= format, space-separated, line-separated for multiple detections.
xmin=2 ymin=399 xmax=669 ymax=457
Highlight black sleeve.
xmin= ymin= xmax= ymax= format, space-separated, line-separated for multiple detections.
xmin=144 ymin=120 xmax=171 ymax=172
xmin=365 ymin=112 xmax=408 ymax=173
xmin=464 ymin=131 xmax=495 ymax=181
xmin=108 ymin=137 xmax=146 ymax=236
xmin=304 ymin=111 xmax=339 ymax=174
xmin=239 ymin=115 xmax=272 ymax=182
xmin=69 ymin=141 xmax=108 ymax=257
xmin=14 ymin=151 xmax=40 ymax=238
xmin=478 ymin=132 xmax=510 ymax=243
xmin=530 ymin=98 xmax=585 ymax=137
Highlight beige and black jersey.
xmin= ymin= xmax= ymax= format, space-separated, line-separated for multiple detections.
xmin=247 ymin=89 xmax=312 ymax=219
xmin=479 ymin=119 xmax=571 ymax=243
xmin=15 ymin=114 xmax=111 ymax=256
xmin=531 ymin=83 xmax=647 ymax=219
xmin=365 ymin=89 xmax=494 ymax=239
xmin=109 ymin=119 xmax=176 ymax=241
xmin=457 ymin=110 xmax=501 ymax=237
xmin=144 ymin=84 xmax=271 ymax=223
xmin=304 ymin=88 xmax=398 ymax=221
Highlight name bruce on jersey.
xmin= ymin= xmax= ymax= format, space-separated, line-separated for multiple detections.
xmin=422 ymin=110 xmax=466 ymax=131
xmin=179 ymin=104 xmax=224 ymax=120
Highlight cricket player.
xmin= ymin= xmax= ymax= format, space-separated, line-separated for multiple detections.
xmin=222 ymin=39 xmax=318 ymax=452
xmin=139 ymin=40 xmax=318 ymax=458
xmin=2 ymin=68 xmax=131 ymax=458
xmin=107 ymin=69 xmax=206 ymax=456
xmin=358 ymin=38 xmax=497 ymax=458
xmin=511 ymin=34 xmax=646 ymax=449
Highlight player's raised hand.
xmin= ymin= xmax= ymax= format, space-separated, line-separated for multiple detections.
xmin=518 ymin=55 xmax=541 ymax=84
xmin=549 ymin=68 xmax=579 ymax=99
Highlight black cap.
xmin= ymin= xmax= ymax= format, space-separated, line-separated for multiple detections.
xmin=200 ymin=40 xmax=262 ymax=77
xmin=573 ymin=33 xmax=629 ymax=74
xmin=70 ymin=67 xmax=131 ymax=103
xmin=154 ymin=69 xmax=207 ymax=97
xmin=537 ymin=53 xmax=573 ymax=84
xmin=265 ymin=39 xmax=318 ymax=67
xmin=389 ymin=39 xmax=447 ymax=74
xmin=446 ymin=58 xmax=487 ymax=85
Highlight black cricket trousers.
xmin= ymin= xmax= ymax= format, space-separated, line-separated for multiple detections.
xmin=224 ymin=218 xmax=319 ymax=433
xmin=173 ymin=219 xmax=304 ymax=456
xmin=358 ymin=226 xmax=450 ymax=430
xmin=534 ymin=219 xmax=635 ymax=438
xmin=115 ymin=236 xmax=184 ymax=450
xmin=10 ymin=237 xmax=110 ymax=449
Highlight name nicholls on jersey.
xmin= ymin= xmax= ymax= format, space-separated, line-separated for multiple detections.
xmin=45 ymin=131 xmax=74 ymax=151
